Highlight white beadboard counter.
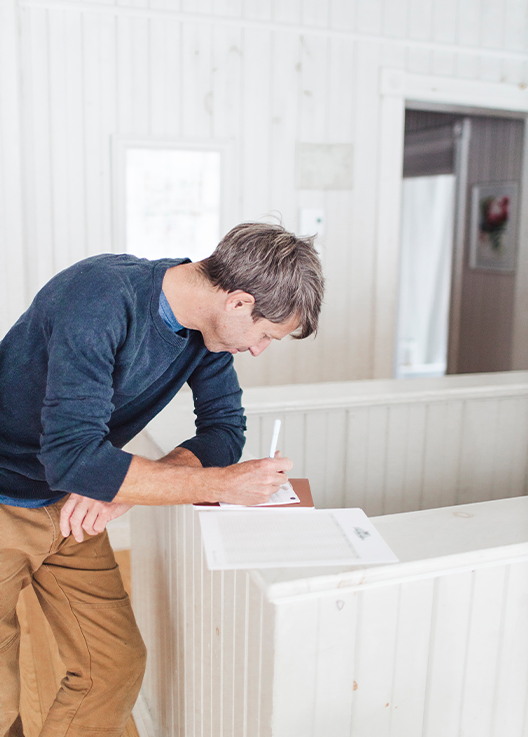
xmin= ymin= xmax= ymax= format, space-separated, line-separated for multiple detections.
xmin=132 ymin=481 xmax=528 ymax=737
xmin=251 ymin=495 xmax=528 ymax=602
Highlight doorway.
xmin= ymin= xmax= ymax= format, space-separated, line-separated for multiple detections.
xmin=395 ymin=109 xmax=525 ymax=378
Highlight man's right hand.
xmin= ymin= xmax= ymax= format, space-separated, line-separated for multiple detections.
xmin=113 ymin=452 xmax=293 ymax=507
xmin=208 ymin=455 xmax=293 ymax=506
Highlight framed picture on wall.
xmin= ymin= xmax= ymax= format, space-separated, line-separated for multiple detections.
xmin=469 ymin=182 xmax=518 ymax=272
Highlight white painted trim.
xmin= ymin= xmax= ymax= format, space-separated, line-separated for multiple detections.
xmin=259 ymin=545 xmax=528 ymax=604
xmin=378 ymin=69 xmax=528 ymax=378
xmin=111 ymin=136 xmax=236 ymax=255
xmin=447 ymin=118 xmax=471 ymax=374
xmin=17 ymin=0 xmax=528 ymax=63
xmin=512 ymin=117 xmax=528 ymax=369
xmin=150 ymin=372 xmax=528 ymax=416
xmin=373 ymin=90 xmax=405 ymax=378
xmin=132 ymin=689 xmax=157 ymax=737
xmin=382 ymin=68 xmax=528 ymax=113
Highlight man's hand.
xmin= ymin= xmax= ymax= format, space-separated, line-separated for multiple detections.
xmin=209 ymin=455 xmax=293 ymax=506
xmin=60 ymin=494 xmax=133 ymax=543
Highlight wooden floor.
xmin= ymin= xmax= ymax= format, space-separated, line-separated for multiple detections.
xmin=17 ymin=549 xmax=139 ymax=737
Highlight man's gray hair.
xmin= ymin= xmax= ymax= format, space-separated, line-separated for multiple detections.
xmin=199 ymin=222 xmax=325 ymax=339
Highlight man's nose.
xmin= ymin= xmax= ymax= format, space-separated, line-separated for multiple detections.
xmin=249 ymin=337 xmax=272 ymax=357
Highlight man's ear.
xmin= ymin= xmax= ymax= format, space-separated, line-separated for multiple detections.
xmin=224 ymin=290 xmax=255 ymax=314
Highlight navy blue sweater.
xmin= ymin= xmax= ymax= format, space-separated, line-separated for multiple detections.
xmin=0 ymin=255 xmax=246 ymax=502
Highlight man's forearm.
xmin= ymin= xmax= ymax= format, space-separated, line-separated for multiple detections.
xmin=158 ymin=446 xmax=203 ymax=469
xmin=113 ymin=452 xmax=216 ymax=506
xmin=112 ymin=450 xmax=293 ymax=507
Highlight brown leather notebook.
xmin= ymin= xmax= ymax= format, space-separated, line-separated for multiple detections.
xmin=193 ymin=478 xmax=314 ymax=509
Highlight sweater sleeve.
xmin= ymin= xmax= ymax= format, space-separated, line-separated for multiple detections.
xmin=38 ymin=284 xmax=133 ymax=502
xmin=178 ymin=349 xmax=246 ymax=467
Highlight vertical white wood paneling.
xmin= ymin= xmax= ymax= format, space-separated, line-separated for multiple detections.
xmin=47 ymin=11 xmax=69 ymax=272
xmin=503 ymin=0 xmax=527 ymax=52
xmin=148 ymin=375 xmax=528 ymax=516
xmin=364 ymin=405 xmax=389 ymax=515
xmin=26 ymin=8 xmax=55 ymax=294
xmin=422 ymin=571 xmax=473 ymax=737
xmin=459 ymin=398 xmax=500 ymax=504
xmin=7 ymin=0 xmax=528 ymax=383
xmin=459 ymin=566 xmax=507 ymax=737
xmin=383 ymin=404 xmax=409 ymax=515
xmin=382 ymin=0 xmax=408 ymax=38
xmin=220 ymin=566 xmax=236 ymax=736
xmin=312 ymin=592 xmax=358 ymax=737
xmin=232 ymin=571 xmax=249 ymax=735
xmin=455 ymin=49 xmax=480 ymax=79
xmin=350 ymin=40 xmax=380 ymax=379
xmin=132 ymin=439 xmax=528 ymax=737
xmin=271 ymin=600 xmax=320 ymax=736
xmin=390 ymin=579 xmax=435 ymax=736
xmin=245 ymin=581 xmax=263 ymax=737
xmin=321 ymin=409 xmax=348 ymax=507
xmin=173 ymin=505 xmax=186 ymax=736
xmin=243 ymin=0 xmax=272 ymax=21
xmin=329 ymin=0 xmax=357 ymax=30
xmin=211 ymin=24 xmax=242 ymax=142
xmin=193 ymin=502 xmax=204 ymax=734
xmin=408 ymin=0 xmax=433 ymax=40
xmin=356 ymin=0 xmax=383 ymax=35
xmin=211 ymin=569 xmax=224 ymax=736
xmin=304 ymin=411 xmax=327 ymax=504
xmin=406 ymin=45 xmax=432 ymax=74
xmin=402 ymin=403 xmax=427 ymax=512
xmin=345 ymin=405 xmax=371 ymax=509
xmin=182 ymin=0 xmax=212 ymax=14
xmin=282 ymin=411 xmax=306 ymax=474
xmin=349 ymin=586 xmax=400 ymax=737
xmin=457 ymin=0 xmax=483 ymax=48
xmin=491 ymin=562 xmax=528 ymax=737
xmin=432 ymin=0 xmax=458 ymax=44
xmin=432 ymin=49 xmax=457 ymax=76
xmin=84 ymin=12 xmax=109 ymax=257
xmin=480 ymin=0 xmax=505 ymax=49
xmin=273 ymin=0 xmax=302 ymax=25
xmin=375 ymin=65 xmax=406 ymax=379
xmin=268 ymin=30 xmax=299 ymax=227
xmin=213 ymin=0 xmax=243 ymax=17
xmin=0 ymin=0 xmax=26 ymax=338
xmin=480 ymin=54 xmax=504 ymax=82
xmin=182 ymin=22 xmax=214 ymax=138
xmin=301 ymin=0 xmax=329 ymax=28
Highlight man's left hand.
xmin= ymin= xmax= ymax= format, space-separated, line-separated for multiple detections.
xmin=60 ymin=494 xmax=133 ymax=543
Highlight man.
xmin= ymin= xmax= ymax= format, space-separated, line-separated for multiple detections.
xmin=0 ymin=222 xmax=324 ymax=737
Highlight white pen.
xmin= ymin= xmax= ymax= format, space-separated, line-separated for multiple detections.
xmin=268 ymin=419 xmax=282 ymax=458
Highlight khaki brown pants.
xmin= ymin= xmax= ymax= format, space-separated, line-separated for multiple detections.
xmin=0 ymin=498 xmax=147 ymax=737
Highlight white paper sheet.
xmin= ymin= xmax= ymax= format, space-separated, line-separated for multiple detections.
xmin=198 ymin=508 xmax=399 ymax=570
xmin=218 ymin=481 xmax=300 ymax=508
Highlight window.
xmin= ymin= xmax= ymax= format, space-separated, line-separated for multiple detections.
xmin=125 ymin=147 xmax=221 ymax=262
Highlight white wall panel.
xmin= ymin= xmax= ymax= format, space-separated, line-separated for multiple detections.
xmin=0 ymin=0 xmax=26 ymax=326
xmin=146 ymin=372 xmax=528 ymax=516
xmin=3 ymin=0 xmax=528 ymax=384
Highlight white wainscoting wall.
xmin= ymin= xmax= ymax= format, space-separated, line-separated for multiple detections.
xmin=130 ymin=461 xmax=528 ymax=737
xmin=145 ymin=371 xmax=528 ymax=517
xmin=127 ymin=371 xmax=528 ymax=736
